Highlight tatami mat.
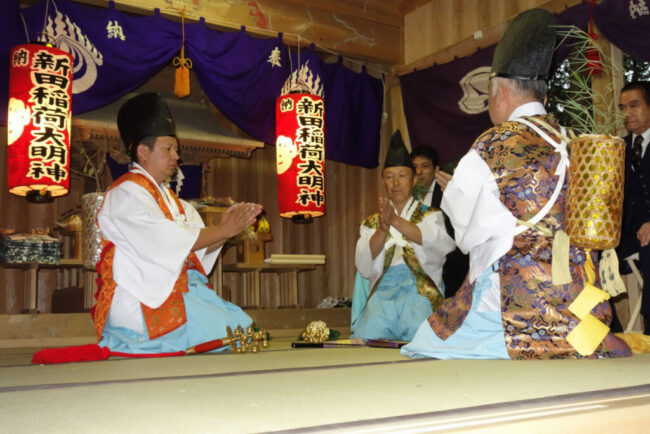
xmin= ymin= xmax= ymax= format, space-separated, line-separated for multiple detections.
xmin=1 ymin=338 xmax=649 ymax=433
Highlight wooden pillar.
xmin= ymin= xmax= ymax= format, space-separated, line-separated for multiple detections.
xmin=591 ymin=26 xmax=625 ymax=137
xmin=389 ymin=80 xmax=411 ymax=151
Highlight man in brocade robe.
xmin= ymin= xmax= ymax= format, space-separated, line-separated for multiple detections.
xmin=93 ymin=92 xmax=261 ymax=353
xmin=351 ymin=131 xmax=455 ymax=341
xmin=401 ymin=9 xmax=631 ymax=359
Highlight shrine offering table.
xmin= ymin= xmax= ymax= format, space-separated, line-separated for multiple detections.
xmin=221 ymin=262 xmax=316 ymax=308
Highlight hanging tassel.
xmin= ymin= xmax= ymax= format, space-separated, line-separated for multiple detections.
xmin=552 ymin=229 xmax=572 ymax=285
xmin=583 ymin=248 xmax=597 ymax=284
xmin=173 ymin=11 xmax=192 ymax=98
xmin=174 ymin=61 xmax=191 ymax=98
xmin=614 ymin=332 xmax=650 ymax=354
xmin=598 ymin=248 xmax=627 ymax=296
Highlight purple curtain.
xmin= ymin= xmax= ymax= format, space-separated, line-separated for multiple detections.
xmin=594 ymin=0 xmax=650 ymax=63
xmin=289 ymin=47 xmax=383 ymax=168
xmin=186 ymin=23 xmax=290 ymax=149
xmin=400 ymin=4 xmax=592 ymax=166
xmin=1 ymin=0 xmax=383 ymax=168
xmin=18 ymin=0 xmax=180 ymax=115
xmin=400 ymin=47 xmax=494 ymax=166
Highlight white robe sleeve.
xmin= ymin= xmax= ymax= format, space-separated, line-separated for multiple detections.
xmin=355 ymin=223 xmax=385 ymax=290
xmin=98 ymin=181 xmax=201 ymax=308
xmin=182 ymin=201 xmax=222 ymax=274
xmin=441 ymin=149 xmax=517 ymax=283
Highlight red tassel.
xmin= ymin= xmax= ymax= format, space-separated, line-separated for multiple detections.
xmin=31 ymin=345 xmax=186 ymax=364
xmin=585 ymin=0 xmax=602 ymax=76
xmin=110 ymin=350 xmax=185 ymax=358
xmin=586 ymin=47 xmax=603 ymax=76
xmin=31 ymin=344 xmax=111 ymax=364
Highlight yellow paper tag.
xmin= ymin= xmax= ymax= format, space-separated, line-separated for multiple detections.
xmin=552 ymin=230 xmax=572 ymax=285
xmin=566 ymin=313 xmax=610 ymax=356
xmin=568 ymin=283 xmax=610 ymax=319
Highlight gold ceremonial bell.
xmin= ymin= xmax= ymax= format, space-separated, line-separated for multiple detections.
xmin=226 ymin=324 xmax=270 ymax=354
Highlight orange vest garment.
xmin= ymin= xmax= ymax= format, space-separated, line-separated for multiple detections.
xmin=92 ymin=171 xmax=209 ymax=341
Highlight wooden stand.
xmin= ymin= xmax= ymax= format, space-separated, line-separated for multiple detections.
xmin=236 ymin=233 xmax=272 ymax=264
xmin=221 ymin=263 xmax=316 ymax=309
xmin=197 ymin=206 xmax=230 ymax=228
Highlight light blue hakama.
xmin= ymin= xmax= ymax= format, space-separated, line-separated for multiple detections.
xmin=351 ymin=271 xmax=370 ymax=324
xmin=400 ymin=264 xmax=509 ymax=360
xmin=351 ymin=264 xmax=433 ymax=342
xmin=99 ymin=270 xmax=252 ymax=354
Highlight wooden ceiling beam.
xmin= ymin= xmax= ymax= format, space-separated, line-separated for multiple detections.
xmin=70 ymin=0 xmax=401 ymax=65
xmin=397 ymin=0 xmax=432 ymax=16
xmin=394 ymin=0 xmax=583 ymax=75
xmin=278 ymin=0 xmax=403 ymax=28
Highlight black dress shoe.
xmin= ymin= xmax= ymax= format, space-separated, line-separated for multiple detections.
xmin=644 ymin=315 xmax=650 ymax=336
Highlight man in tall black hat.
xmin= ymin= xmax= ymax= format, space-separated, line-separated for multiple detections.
xmin=93 ymin=92 xmax=262 ymax=354
xmin=402 ymin=9 xmax=631 ymax=359
xmin=350 ymin=130 xmax=454 ymax=341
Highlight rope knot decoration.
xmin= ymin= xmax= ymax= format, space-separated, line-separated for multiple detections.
xmin=173 ymin=10 xmax=193 ymax=98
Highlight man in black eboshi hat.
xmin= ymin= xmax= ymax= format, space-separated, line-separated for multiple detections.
xmin=350 ymin=130 xmax=454 ymax=342
xmin=92 ymin=92 xmax=262 ymax=354
xmin=402 ymin=9 xmax=632 ymax=360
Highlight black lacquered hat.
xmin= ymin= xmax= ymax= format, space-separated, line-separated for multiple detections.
xmin=117 ymin=92 xmax=177 ymax=153
xmin=384 ymin=130 xmax=414 ymax=170
xmin=491 ymin=8 xmax=557 ymax=81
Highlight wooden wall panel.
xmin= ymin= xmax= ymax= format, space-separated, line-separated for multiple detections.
xmin=206 ymin=141 xmax=382 ymax=309
xmin=0 ymin=133 xmax=384 ymax=313
xmin=0 ymin=124 xmax=92 ymax=313
xmin=403 ymin=0 xmax=559 ymax=65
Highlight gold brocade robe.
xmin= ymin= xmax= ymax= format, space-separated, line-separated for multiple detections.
xmin=428 ymin=115 xmax=632 ymax=359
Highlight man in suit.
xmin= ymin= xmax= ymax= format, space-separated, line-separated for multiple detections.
xmin=411 ymin=147 xmax=469 ymax=298
xmin=618 ymin=81 xmax=650 ymax=335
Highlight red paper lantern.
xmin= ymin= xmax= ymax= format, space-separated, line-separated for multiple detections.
xmin=275 ymin=93 xmax=325 ymax=220
xmin=7 ymin=43 xmax=73 ymax=202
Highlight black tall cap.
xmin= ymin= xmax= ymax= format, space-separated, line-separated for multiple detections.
xmin=491 ymin=8 xmax=556 ymax=81
xmin=117 ymin=92 xmax=177 ymax=154
xmin=384 ymin=130 xmax=414 ymax=170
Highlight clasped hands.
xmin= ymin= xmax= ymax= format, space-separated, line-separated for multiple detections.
xmin=435 ymin=171 xmax=452 ymax=192
xmin=377 ymin=197 xmax=397 ymax=234
xmin=219 ymin=202 xmax=263 ymax=239
xmin=638 ymin=222 xmax=650 ymax=247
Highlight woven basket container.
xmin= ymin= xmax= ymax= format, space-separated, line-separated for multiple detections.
xmin=81 ymin=192 xmax=104 ymax=270
xmin=565 ymin=134 xmax=625 ymax=250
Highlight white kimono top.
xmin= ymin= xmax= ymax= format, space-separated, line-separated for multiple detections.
xmin=97 ymin=164 xmax=220 ymax=334
xmin=440 ymin=102 xmax=546 ymax=310
xmin=355 ymin=197 xmax=455 ymax=292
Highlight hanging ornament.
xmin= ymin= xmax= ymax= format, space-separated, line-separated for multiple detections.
xmin=173 ymin=11 xmax=192 ymax=98
xmin=275 ymin=62 xmax=325 ymax=222
xmin=7 ymin=42 xmax=73 ymax=202
xmin=586 ymin=0 xmax=602 ymax=76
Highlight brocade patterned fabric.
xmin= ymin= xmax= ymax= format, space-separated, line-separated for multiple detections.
xmin=428 ymin=116 xmax=632 ymax=359
xmin=362 ymin=203 xmax=444 ymax=311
